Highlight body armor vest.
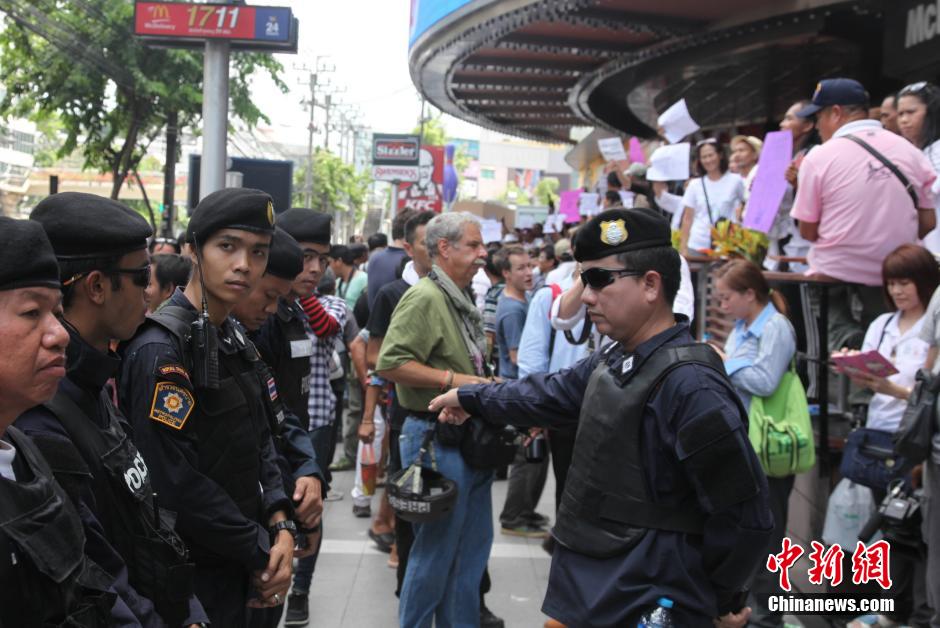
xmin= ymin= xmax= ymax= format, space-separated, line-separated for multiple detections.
xmin=148 ymin=307 xmax=269 ymax=560
xmin=0 ymin=426 xmax=114 ymax=627
xmin=37 ymin=389 xmax=194 ymax=626
xmin=270 ymin=300 xmax=312 ymax=425
xmin=553 ymin=343 xmax=732 ymax=559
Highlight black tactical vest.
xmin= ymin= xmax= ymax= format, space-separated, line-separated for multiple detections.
xmin=269 ymin=299 xmax=312 ymax=425
xmin=552 ymin=343 xmax=735 ymax=559
xmin=148 ymin=308 xmax=269 ymax=549
xmin=0 ymin=426 xmax=114 ymax=627
xmin=36 ymin=390 xmax=194 ymax=626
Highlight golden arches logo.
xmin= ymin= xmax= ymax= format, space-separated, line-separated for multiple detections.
xmin=150 ymin=4 xmax=170 ymax=20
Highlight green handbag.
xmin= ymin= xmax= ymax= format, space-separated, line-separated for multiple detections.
xmin=748 ymin=367 xmax=816 ymax=477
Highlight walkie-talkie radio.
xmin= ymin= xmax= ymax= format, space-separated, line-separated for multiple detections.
xmin=189 ymin=232 xmax=220 ymax=389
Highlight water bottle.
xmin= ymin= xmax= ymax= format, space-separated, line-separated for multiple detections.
xmin=637 ymin=597 xmax=675 ymax=627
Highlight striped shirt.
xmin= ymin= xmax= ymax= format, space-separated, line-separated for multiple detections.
xmin=305 ymin=294 xmax=347 ymax=430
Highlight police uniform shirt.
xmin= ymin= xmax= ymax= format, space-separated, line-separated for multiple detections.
xmin=14 ymin=322 xmax=193 ymax=628
xmin=117 ymin=289 xmax=289 ymax=573
xmin=458 ymin=321 xmax=774 ymax=626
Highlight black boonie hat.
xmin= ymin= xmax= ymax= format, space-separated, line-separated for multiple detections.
xmin=187 ymin=187 xmax=275 ymax=244
xmin=574 ymin=208 xmax=671 ymax=262
xmin=0 ymin=216 xmax=60 ymax=291
xmin=277 ymin=208 xmax=332 ymax=245
xmin=266 ymin=227 xmax=304 ymax=280
xmin=30 ymin=192 xmax=152 ymax=260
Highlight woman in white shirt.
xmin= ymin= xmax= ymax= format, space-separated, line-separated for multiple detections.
xmin=896 ymin=81 xmax=940 ymax=253
xmin=842 ymin=244 xmax=940 ymax=432
xmin=679 ymin=139 xmax=746 ymax=255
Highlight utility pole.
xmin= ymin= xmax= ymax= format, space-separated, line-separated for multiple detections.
xmin=296 ymin=56 xmax=333 ymax=207
xmin=324 ymin=94 xmax=332 ymax=151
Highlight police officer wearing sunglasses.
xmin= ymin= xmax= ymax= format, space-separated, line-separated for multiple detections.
xmin=15 ymin=192 xmax=209 ymax=626
xmin=430 ymin=208 xmax=773 ymax=628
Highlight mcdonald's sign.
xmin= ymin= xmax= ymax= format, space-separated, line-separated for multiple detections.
xmin=134 ymin=2 xmax=295 ymax=50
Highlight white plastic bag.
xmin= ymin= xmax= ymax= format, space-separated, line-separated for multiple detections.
xmin=822 ymin=478 xmax=876 ymax=550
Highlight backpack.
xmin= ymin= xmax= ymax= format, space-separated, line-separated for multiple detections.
xmin=747 ymin=365 xmax=816 ymax=477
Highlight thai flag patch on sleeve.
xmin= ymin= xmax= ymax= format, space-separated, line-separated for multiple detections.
xmin=267 ymin=377 xmax=278 ymax=402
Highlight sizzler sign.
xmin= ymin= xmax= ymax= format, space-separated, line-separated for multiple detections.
xmin=372 ymin=134 xmax=421 ymax=167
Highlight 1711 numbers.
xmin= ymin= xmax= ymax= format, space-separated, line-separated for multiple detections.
xmin=187 ymin=6 xmax=240 ymax=29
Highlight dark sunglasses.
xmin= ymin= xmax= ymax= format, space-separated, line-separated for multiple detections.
xmin=580 ymin=267 xmax=644 ymax=290
xmin=62 ymin=264 xmax=151 ymax=288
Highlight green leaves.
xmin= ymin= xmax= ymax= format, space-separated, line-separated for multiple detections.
xmin=0 ymin=0 xmax=284 ymax=197
xmin=292 ymin=149 xmax=371 ymax=222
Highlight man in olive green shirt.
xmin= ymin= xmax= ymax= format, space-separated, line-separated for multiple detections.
xmin=377 ymin=212 xmax=494 ymax=628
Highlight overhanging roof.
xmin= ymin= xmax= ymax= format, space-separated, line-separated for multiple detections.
xmin=409 ymin=0 xmax=889 ymax=144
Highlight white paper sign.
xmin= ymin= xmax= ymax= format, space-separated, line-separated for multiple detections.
xmin=579 ymin=192 xmax=600 ymax=216
xmin=597 ymin=137 xmax=627 ymax=162
xmin=657 ymin=99 xmax=700 ymax=144
xmin=517 ymin=214 xmax=535 ymax=230
xmin=646 ymin=143 xmax=691 ymax=182
xmin=480 ymin=219 xmax=503 ymax=244
xmin=619 ymin=190 xmax=635 ymax=208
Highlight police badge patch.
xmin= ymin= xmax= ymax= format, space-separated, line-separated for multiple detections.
xmin=149 ymin=382 xmax=195 ymax=430
xmin=600 ymin=219 xmax=628 ymax=245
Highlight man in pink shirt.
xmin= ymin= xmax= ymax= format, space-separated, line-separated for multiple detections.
xmin=791 ymin=78 xmax=937 ymax=349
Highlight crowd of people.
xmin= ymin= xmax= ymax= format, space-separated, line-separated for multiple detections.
xmin=4 ymin=73 xmax=940 ymax=628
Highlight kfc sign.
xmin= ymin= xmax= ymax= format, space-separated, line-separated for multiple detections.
xmin=372 ymin=134 xmax=421 ymax=167
xmin=397 ymin=146 xmax=444 ymax=213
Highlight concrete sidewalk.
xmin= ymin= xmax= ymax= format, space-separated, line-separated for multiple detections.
xmin=299 ymin=466 xmax=555 ymax=627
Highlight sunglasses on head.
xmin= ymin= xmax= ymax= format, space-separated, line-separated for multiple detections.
xmin=900 ymin=81 xmax=928 ymax=96
xmin=695 ymin=138 xmax=719 ymax=148
xmin=580 ymin=267 xmax=645 ymax=290
xmin=62 ymin=264 xmax=152 ymax=289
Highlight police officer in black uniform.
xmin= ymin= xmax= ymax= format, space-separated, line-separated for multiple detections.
xmin=231 ymin=227 xmax=325 ymax=628
xmin=430 ymin=208 xmax=773 ymax=628
xmin=118 ymin=188 xmax=295 ymax=627
xmin=0 ymin=216 xmax=117 ymax=627
xmin=16 ymin=193 xmax=206 ymax=627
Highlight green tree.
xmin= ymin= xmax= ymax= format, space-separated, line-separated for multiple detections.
xmin=534 ymin=177 xmax=560 ymax=207
xmin=0 ymin=0 xmax=286 ymax=199
xmin=411 ymin=113 xmax=446 ymax=147
xmin=292 ymin=149 xmax=371 ymax=224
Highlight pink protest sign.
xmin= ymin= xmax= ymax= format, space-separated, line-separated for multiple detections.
xmin=559 ymin=190 xmax=582 ymax=223
xmin=743 ymin=130 xmax=793 ymax=234
xmin=628 ymin=137 xmax=645 ymax=164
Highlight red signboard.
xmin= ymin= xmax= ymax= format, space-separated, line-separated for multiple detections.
xmin=398 ymin=146 xmax=444 ymax=213
xmin=134 ymin=2 xmax=292 ymax=43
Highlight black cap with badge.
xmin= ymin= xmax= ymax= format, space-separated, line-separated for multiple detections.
xmin=186 ymin=188 xmax=276 ymax=244
xmin=30 ymin=192 xmax=153 ymax=260
xmin=265 ymin=227 xmax=304 ymax=280
xmin=0 ymin=216 xmax=61 ymax=291
xmin=574 ymin=208 xmax=672 ymax=262
xmin=277 ymin=208 xmax=332 ymax=245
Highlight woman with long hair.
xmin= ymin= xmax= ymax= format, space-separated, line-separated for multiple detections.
xmin=711 ymin=258 xmax=797 ymax=628
xmin=896 ymin=81 xmax=940 ymax=252
xmin=679 ymin=139 xmax=746 ymax=255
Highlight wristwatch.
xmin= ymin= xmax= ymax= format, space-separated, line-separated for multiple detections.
xmin=269 ymin=519 xmax=298 ymax=540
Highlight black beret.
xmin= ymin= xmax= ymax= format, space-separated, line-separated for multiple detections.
xmin=30 ymin=192 xmax=152 ymax=260
xmin=0 ymin=217 xmax=60 ymax=291
xmin=278 ymin=208 xmax=332 ymax=245
xmin=574 ymin=208 xmax=671 ymax=262
xmin=187 ymin=188 xmax=275 ymax=244
xmin=266 ymin=227 xmax=304 ymax=280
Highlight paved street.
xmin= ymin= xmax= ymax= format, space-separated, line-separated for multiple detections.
xmin=299 ymin=465 xmax=555 ymax=627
